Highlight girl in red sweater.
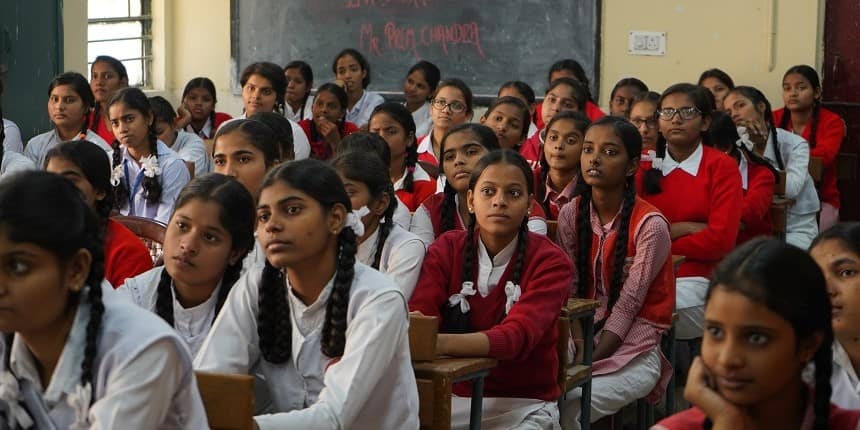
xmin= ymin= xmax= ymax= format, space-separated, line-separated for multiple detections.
xmin=534 ymin=59 xmax=606 ymax=128
xmin=557 ymin=117 xmax=673 ymax=427
xmin=638 ymin=83 xmax=743 ymax=341
xmin=629 ymin=91 xmax=661 ymax=154
xmin=298 ymin=83 xmax=359 ymax=160
xmin=410 ymin=149 xmax=572 ymax=429
xmin=520 ymin=78 xmax=589 ymax=163
xmin=709 ymin=112 xmax=777 ymax=244
xmin=535 ymin=111 xmax=590 ymax=220
xmin=654 ymin=238 xmax=860 ymax=430
xmin=181 ymin=77 xmax=233 ymax=139
xmin=480 ymin=96 xmax=530 ymax=153
xmin=88 ymin=55 xmax=128 ymax=143
xmin=44 ymin=140 xmax=152 ymax=288
xmin=774 ymin=65 xmax=845 ymax=231
xmin=416 ymin=79 xmax=474 ymax=169
xmin=368 ymin=102 xmax=437 ymax=211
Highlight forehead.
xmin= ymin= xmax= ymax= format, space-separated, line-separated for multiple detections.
xmin=705 ymin=287 xmax=786 ymax=327
xmin=186 ymin=87 xmax=213 ymax=98
xmin=45 ymin=156 xmax=85 ymax=176
xmin=723 ymin=92 xmax=751 ymax=106
xmin=172 ymin=198 xmax=224 ymax=223
xmin=258 ymin=180 xmax=311 ymax=205
xmin=498 ymin=88 xmax=527 ymax=102
xmin=547 ymin=118 xmax=578 ymax=133
xmin=435 ymin=86 xmax=465 ymax=101
xmin=547 ymin=85 xmax=575 ymax=98
xmin=336 ymin=55 xmax=361 ymax=68
xmin=811 ymin=238 xmax=859 ymax=263
xmin=488 ymin=103 xmax=523 ymax=118
xmin=369 ymin=113 xmax=400 ymax=128
xmin=443 ymin=130 xmax=481 ymax=151
xmin=91 ymin=61 xmax=117 ymax=74
xmin=701 ymin=77 xmax=726 ymax=88
xmin=476 ymin=163 xmax=528 ymax=186
xmin=314 ymin=90 xmax=340 ymax=102
xmin=50 ymin=84 xmax=79 ymax=97
xmin=285 ymin=68 xmax=305 ymax=78
xmin=584 ymin=124 xmax=622 ymax=144
xmin=214 ymin=131 xmax=264 ymax=155
xmin=660 ymin=92 xmax=693 ymax=107
xmin=630 ymin=101 xmax=657 ymax=116
xmin=407 ymin=69 xmax=428 ymax=82
xmin=783 ymin=73 xmax=813 ymax=86
xmin=246 ymin=74 xmax=273 ymax=88
xmin=108 ymin=102 xmax=142 ymax=118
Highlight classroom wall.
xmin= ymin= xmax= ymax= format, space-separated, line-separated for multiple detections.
xmin=67 ymin=0 xmax=825 ymax=115
xmin=62 ymin=0 xmax=88 ymax=73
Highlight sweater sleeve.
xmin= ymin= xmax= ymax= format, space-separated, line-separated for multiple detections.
xmin=741 ymin=163 xmax=776 ymax=232
xmin=482 ymin=246 xmax=571 ymax=361
xmin=408 ymin=235 xmax=454 ymax=320
xmin=810 ymin=111 xmax=844 ymax=167
xmin=106 ymin=236 xmax=154 ymax=289
xmin=555 ymin=199 xmax=580 ymax=294
xmin=672 ymin=156 xmax=743 ymax=261
xmin=782 ymin=133 xmax=811 ymax=200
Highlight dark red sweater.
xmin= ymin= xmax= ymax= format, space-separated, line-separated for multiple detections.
xmin=409 ymin=230 xmax=571 ymax=400
xmin=655 ymin=404 xmax=860 ymax=429
xmin=298 ymin=119 xmax=359 ymax=160
xmin=104 ymin=219 xmax=153 ymax=288
xmin=738 ymin=155 xmax=775 ymax=245
xmin=421 ymin=192 xmax=547 ymax=239
xmin=636 ymin=145 xmax=743 ymax=279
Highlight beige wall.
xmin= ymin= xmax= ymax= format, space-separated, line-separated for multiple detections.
xmin=62 ymin=0 xmax=88 ymax=74
xmin=66 ymin=0 xmax=825 ymax=113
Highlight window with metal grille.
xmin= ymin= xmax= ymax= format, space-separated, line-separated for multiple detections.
xmin=87 ymin=0 xmax=152 ymax=88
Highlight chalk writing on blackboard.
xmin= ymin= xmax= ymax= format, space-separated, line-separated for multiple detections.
xmin=345 ymin=0 xmax=432 ymax=9
xmin=359 ymin=21 xmax=484 ymax=59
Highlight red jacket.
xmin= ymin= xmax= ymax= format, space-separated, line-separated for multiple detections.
xmin=738 ymin=156 xmax=775 ymax=245
xmin=298 ymin=119 xmax=359 ymax=160
xmin=773 ymin=107 xmax=844 ymax=209
xmin=409 ymin=230 xmax=571 ymax=400
xmin=636 ymin=146 xmax=743 ymax=279
xmin=421 ymin=192 xmax=547 ymax=238
xmin=104 ymin=219 xmax=153 ymax=288
xmin=88 ymin=109 xmax=115 ymax=144
xmin=655 ymin=404 xmax=860 ymax=429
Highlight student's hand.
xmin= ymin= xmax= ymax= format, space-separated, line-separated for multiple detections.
xmin=409 ymin=310 xmax=425 ymax=317
xmin=684 ymin=357 xmax=753 ymax=429
xmin=741 ymin=118 xmax=769 ymax=148
xmin=670 ymin=222 xmax=708 ymax=240
xmin=334 ymin=79 xmax=346 ymax=88
xmin=315 ymin=117 xmax=341 ymax=146
xmin=175 ymin=105 xmax=192 ymax=129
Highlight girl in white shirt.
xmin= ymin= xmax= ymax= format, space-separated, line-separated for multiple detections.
xmin=195 ymin=159 xmax=419 ymax=429
xmin=107 ymin=88 xmax=191 ymax=224
xmin=403 ymin=61 xmax=440 ymax=137
xmin=0 ymin=82 xmax=34 ymax=176
xmin=0 ymin=171 xmax=207 ymax=429
xmin=332 ymin=151 xmax=426 ymax=299
xmin=333 ymin=48 xmax=385 ymax=128
xmin=810 ymin=223 xmax=860 ymax=410
xmin=724 ymin=86 xmax=820 ymax=249
xmin=119 ymin=173 xmax=256 ymax=358
xmin=26 ymin=72 xmax=111 ymax=168
xmin=283 ymin=61 xmax=314 ymax=122
xmin=150 ymin=95 xmax=212 ymax=176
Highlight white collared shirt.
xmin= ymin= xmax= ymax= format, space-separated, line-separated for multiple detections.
xmin=169 ymin=130 xmax=212 ymax=176
xmin=2 ymin=118 xmax=23 ymax=153
xmin=345 ymin=90 xmax=385 ymax=128
xmin=356 ymin=223 xmax=426 ymax=299
xmin=118 ymin=266 xmax=224 ymax=358
xmin=416 ymin=130 xmax=437 ymax=164
xmin=185 ymin=116 xmax=214 ymax=140
xmin=763 ymin=128 xmax=819 ymax=215
xmin=1 ymin=150 xmax=35 ymax=177
xmin=660 ymin=142 xmax=704 ymax=176
xmin=221 ymin=114 xmax=311 ymax=161
xmin=739 ymin=152 xmax=749 ymax=190
xmin=285 ymin=96 xmax=314 ymax=122
xmin=117 ymin=140 xmax=191 ymax=224
xmin=475 ymin=236 xmax=518 ymax=297
xmin=408 ymin=101 xmax=432 ymax=137
xmin=5 ymin=284 xmax=207 ymax=428
xmin=25 ymin=129 xmax=112 ymax=168
xmin=194 ymin=263 xmax=419 ymax=430
xmin=831 ymin=341 xmax=860 ymax=410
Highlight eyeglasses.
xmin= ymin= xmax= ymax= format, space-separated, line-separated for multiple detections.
xmin=657 ymin=106 xmax=702 ymax=121
xmin=630 ymin=117 xmax=658 ymax=129
xmin=431 ymin=98 xmax=467 ymax=113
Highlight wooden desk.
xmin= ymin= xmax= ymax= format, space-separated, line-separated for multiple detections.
xmin=413 ymin=357 xmax=497 ymax=430
xmin=561 ymin=298 xmax=600 ymax=429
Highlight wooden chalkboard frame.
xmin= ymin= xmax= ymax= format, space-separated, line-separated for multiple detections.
xmin=229 ymin=0 xmax=602 ymax=104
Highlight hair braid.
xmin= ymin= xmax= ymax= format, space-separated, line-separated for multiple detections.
xmin=403 ymin=139 xmax=418 ymax=192
xmin=321 ymin=227 xmax=356 ymax=358
xmin=642 ymin=135 xmax=666 ymax=195
xmin=769 ymin=126 xmax=785 ymax=170
xmin=215 ymin=262 xmax=242 ymax=322
xmin=372 ymin=186 xmax=397 ymax=270
xmin=80 ymin=225 xmax=106 ymax=390
xmin=809 ymin=101 xmax=820 ymax=148
xmin=154 ymin=267 xmax=175 ymax=326
xmin=208 ymin=110 xmax=216 ymax=138
xmin=442 ymin=213 xmax=476 ymax=333
xmin=440 ymin=181 xmax=458 ymax=234
xmin=257 ymin=261 xmax=291 ymax=363
xmin=111 ymin=140 xmax=129 ymax=209
xmin=537 ymin=153 xmax=551 ymax=216
xmin=141 ymin=125 xmax=163 ymax=204
xmin=607 ymin=180 xmax=636 ymax=314
xmin=812 ymin=327 xmax=834 ymax=430
xmin=574 ymin=184 xmax=593 ymax=298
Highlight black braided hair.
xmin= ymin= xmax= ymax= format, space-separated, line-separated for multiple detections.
xmin=779 ymin=65 xmax=823 ymax=148
xmin=256 ymin=159 xmax=357 ymax=360
xmin=727 ymin=86 xmax=785 ymax=170
xmin=248 ymin=112 xmax=294 ymax=162
xmin=89 ymin=56 xmax=128 ymax=137
xmin=106 ymin=87 xmax=164 ymax=205
xmin=574 ymin=178 xmax=593 ymax=298
xmin=284 ymin=61 xmax=314 ymax=120
xmin=330 ymin=151 xmax=396 ymax=270
xmin=0 ymin=172 xmax=105 ymax=393
xmin=369 ymin=103 xmax=418 ymax=192
xmin=439 ymin=124 xmax=501 ymax=235
xmin=155 ymin=268 xmax=175 ymax=325
xmin=643 ymin=83 xmax=714 ymax=195
xmin=444 ymin=149 xmax=535 ymax=332
xmin=0 ymin=78 xmax=6 ymax=167
xmin=48 ymin=72 xmax=96 ymax=139
xmin=181 ymin=77 xmax=220 ymax=138
xmin=706 ymin=238 xmax=834 ymax=430
xmin=536 ymin=110 xmax=591 ymax=216
xmin=240 ymin=62 xmax=287 ymax=115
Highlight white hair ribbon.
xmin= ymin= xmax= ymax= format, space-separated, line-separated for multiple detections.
xmin=448 ymin=281 xmax=477 ymax=313
xmin=735 ymin=126 xmax=755 ymax=152
xmin=139 ymin=155 xmax=162 ymax=178
xmin=110 ymin=163 xmax=124 ymax=187
xmin=344 ymin=206 xmax=370 ymax=237
xmin=650 ymin=152 xmax=663 ymax=171
xmin=504 ymin=281 xmax=522 ymax=314
xmin=0 ymin=371 xmax=34 ymax=429
xmin=66 ymin=383 xmax=92 ymax=430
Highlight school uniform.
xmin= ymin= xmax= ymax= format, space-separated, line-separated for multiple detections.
xmin=416 ymin=130 xmax=439 ymax=166
xmin=557 ymin=196 xmax=674 ymax=427
xmin=394 ymin=163 xmax=437 ymax=212
xmin=357 ymin=223 xmax=425 ymax=299
xmin=219 ymin=115 xmax=311 ymax=160
xmin=0 ymin=151 xmax=35 ymax=177
xmin=25 ymin=129 xmax=111 ymax=168
xmin=104 ymin=218 xmax=153 ymax=288
xmin=527 ymin=121 xmax=538 ymax=139
xmin=410 ymin=192 xmax=548 ymax=247
xmin=168 ymin=130 xmax=212 ymax=176
xmin=534 ymin=166 xmax=579 ymax=221
xmin=297 ymin=119 xmax=359 ymax=160
xmin=409 ymin=101 xmax=433 ymax=137
xmin=762 ymin=128 xmax=820 ymax=249
xmin=393 ymin=195 xmax=412 ymax=230
xmin=409 ymin=230 xmax=571 ymax=428
xmin=653 ymin=401 xmax=860 ymax=429
xmin=116 ymin=140 xmax=191 ymax=224
xmin=636 ymin=143 xmax=743 ymax=340
xmin=737 ymin=153 xmax=775 ymax=244
xmin=1 ymin=284 xmax=208 ymax=429
xmin=119 ymin=266 xmax=224 ymax=358
xmin=520 ymin=130 xmax=544 ymax=164
xmin=773 ymin=107 xmax=844 ymax=230
xmin=185 ymin=112 xmax=233 ymax=140
xmin=2 ymin=118 xmax=23 ymax=153
xmin=88 ymin=109 xmax=115 ymax=144
xmin=285 ymin=97 xmax=314 ymax=122
xmin=345 ymin=90 xmax=385 ymax=128
xmin=534 ymin=101 xmax=605 ymax=129
xmin=194 ymin=263 xmax=419 ymax=429
xmin=831 ymin=341 xmax=860 ymax=410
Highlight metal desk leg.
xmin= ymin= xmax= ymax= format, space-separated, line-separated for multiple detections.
xmin=470 ymin=376 xmax=485 ymax=430
xmin=581 ymin=315 xmax=594 ymax=430
xmin=666 ymin=325 xmax=677 ymax=415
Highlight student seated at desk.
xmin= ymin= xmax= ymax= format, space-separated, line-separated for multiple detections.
xmin=410 ymin=150 xmax=571 ymax=429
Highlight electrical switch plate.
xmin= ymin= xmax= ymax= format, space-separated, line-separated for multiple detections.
xmin=628 ymin=31 xmax=666 ymax=56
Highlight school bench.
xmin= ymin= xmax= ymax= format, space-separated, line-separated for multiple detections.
xmin=195 ymin=371 xmax=255 ymax=430
xmin=558 ymin=297 xmax=601 ymax=430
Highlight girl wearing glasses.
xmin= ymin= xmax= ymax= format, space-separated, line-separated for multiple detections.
xmin=629 ymin=91 xmax=661 ymax=154
xmin=638 ymin=83 xmax=743 ymax=342
xmin=416 ymin=79 xmax=474 ymax=170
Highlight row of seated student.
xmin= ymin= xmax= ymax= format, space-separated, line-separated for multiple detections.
xmin=0 ymin=50 xmax=850 ymax=429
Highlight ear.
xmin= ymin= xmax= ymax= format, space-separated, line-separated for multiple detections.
xmin=798 ymin=332 xmax=824 ymax=364
xmin=65 ymin=248 xmax=93 ymax=294
xmin=145 ymin=112 xmax=155 ymax=128
xmin=466 ymin=111 xmax=474 ymax=122
xmin=466 ymin=189 xmax=475 ymax=214
xmin=814 ymin=87 xmax=823 ymax=101
xmin=94 ymin=189 xmax=107 ymax=203
xmin=700 ymin=113 xmax=712 ymax=133
xmin=478 ymin=115 xmax=487 ymax=125
xmin=626 ymin=155 xmax=640 ymax=177
xmin=327 ymin=202 xmax=347 ymax=235
xmin=227 ymin=248 xmax=245 ymax=266
xmin=370 ymin=193 xmax=390 ymax=218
